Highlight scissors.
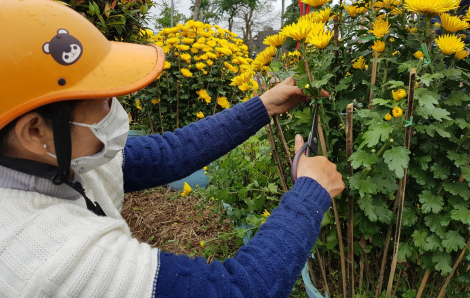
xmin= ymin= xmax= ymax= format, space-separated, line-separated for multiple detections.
xmin=291 ymin=100 xmax=319 ymax=183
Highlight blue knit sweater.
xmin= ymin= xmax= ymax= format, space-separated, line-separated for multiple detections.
xmin=123 ymin=97 xmax=332 ymax=298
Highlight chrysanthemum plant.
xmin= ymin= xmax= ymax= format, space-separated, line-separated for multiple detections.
xmin=132 ymin=20 xmax=257 ymax=132
xmin=260 ymin=0 xmax=470 ymax=296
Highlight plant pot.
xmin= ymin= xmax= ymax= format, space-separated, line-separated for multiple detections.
xmin=302 ymin=255 xmax=328 ymax=298
xmin=167 ymin=168 xmax=209 ymax=190
xmin=127 ymin=130 xmax=146 ymax=139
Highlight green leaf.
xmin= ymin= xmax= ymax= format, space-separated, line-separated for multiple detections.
xmin=443 ymin=91 xmax=470 ymax=106
xmin=359 ymin=123 xmax=395 ymax=149
xmin=443 ymin=182 xmax=470 ymax=199
xmin=455 ymin=119 xmax=470 ymax=130
xmin=383 ymin=80 xmax=405 ymax=89
xmin=416 ymin=155 xmax=432 ymax=171
xmin=430 ymin=163 xmax=450 ymax=180
xmin=402 ymin=206 xmax=418 ymax=227
xmin=419 ymin=190 xmax=444 ymax=214
xmin=442 ymin=230 xmax=466 ymax=253
xmin=433 ymin=252 xmax=453 ymax=275
xmin=425 ymin=213 xmax=446 ymax=237
xmin=371 ymin=98 xmax=395 ymax=108
xmin=350 ymin=174 xmax=376 ymax=196
xmin=293 ymin=108 xmax=313 ymax=125
xmin=412 ymin=229 xmax=428 ymax=251
xmin=383 ymin=146 xmax=411 ymax=178
xmin=425 ymin=234 xmax=443 ymax=252
xmin=419 ymin=73 xmax=445 ymax=87
xmin=416 ymin=106 xmax=452 ymax=121
xmin=447 ymin=151 xmax=470 ymax=167
xmin=358 ymin=195 xmax=393 ymax=224
xmin=408 ymin=88 xmax=430 ymax=107
xmin=335 ymin=76 xmax=353 ymax=92
xmin=450 ymin=205 xmax=470 ymax=225
xmin=462 ymin=166 xmax=470 ymax=187
xmin=398 ymin=242 xmax=413 ymax=261
xmin=246 ymin=216 xmax=262 ymax=226
xmin=267 ymin=183 xmax=278 ymax=194
xmin=349 ymin=150 xmax=379 ymax=169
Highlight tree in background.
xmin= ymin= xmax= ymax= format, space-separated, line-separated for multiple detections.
xmin=215 ymin=0 xmax=258 ymax=32
xmin=233 ymin=0 xmax=279 ymax=51
xmin=66 ymin=0 xmax=153 ymax=43
xmin=189 ymin=0 xmax=221 ymax=24
xmin=154 ymin=2 xmax=187 ymax=30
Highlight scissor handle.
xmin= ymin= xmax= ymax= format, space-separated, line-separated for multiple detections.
xmin=291 ymin=142 xmax=309 ymax=183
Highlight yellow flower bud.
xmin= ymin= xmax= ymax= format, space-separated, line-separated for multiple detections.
xmin=392 ymin=89 xmax=407 ymax=101
xmin=384 ymin=113 xmax=392 ymax=121
xmin=392 ymin=107 xmax=403 ymax=118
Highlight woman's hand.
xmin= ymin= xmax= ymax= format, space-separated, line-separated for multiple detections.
xmin=259 ymin=77 xmax=329 ymax=117
xmin=294 ymin=134 xmax=345 ymax=198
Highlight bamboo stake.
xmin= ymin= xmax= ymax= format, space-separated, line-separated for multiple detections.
xmin=458 ymin=154 xmax=470 ymax=182
xmin=158 ymin=102 xmax=164 ymax=133
xmin=369 ymin=51 xmax=378 ymax=109
xmin=316 ymin=247 xmax=331 ymax=295
xmin=346 ymin=103 xmax=354 ymax=296
xmin=176 ymin=82 xmax=180 ymax=128
xmin=265 ymin=124 xmax=289 ymax=192
xmin=386 ymin=69 xmax=417 ymax=298
xmin=317 ymin=118 xmax=328 ymax=156
xmin=147 ymin=108 xmax=155 ymax=134
xmin=359 ymin=254 xmax=364 ymax=290
xmin=332 ymin=197 xmax=348 ymax=298
xmin=273 ymin=115 xmax=293 ymax=168
xmin=392 ymin=269 xmax=403 ymax=296
xmin=437 ymin=236 xmax=470 ymax=298
xmin=416 ymin=270 xmax=430 ymax=298
xmin=213 ymin=91 xmax=219 ymax=116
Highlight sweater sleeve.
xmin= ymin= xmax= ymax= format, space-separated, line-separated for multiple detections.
xmin=123 ymin=97 xmax=270 ymax=193
xmin=153 ymin=177 xmax=332 ymax=298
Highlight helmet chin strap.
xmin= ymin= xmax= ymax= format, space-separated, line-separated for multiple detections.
xmin=0 ymin=109 xmax=106 ymax=217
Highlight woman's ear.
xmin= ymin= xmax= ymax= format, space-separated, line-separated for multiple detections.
xmin=14 ymin=113 xmax=53 ymax=155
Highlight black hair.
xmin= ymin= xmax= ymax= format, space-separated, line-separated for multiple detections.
xmin=0 ymin=101 xmax=82 ymax=155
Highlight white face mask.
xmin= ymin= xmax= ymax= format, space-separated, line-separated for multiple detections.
xmin=48 ymin=97 xmax=129 ymax=174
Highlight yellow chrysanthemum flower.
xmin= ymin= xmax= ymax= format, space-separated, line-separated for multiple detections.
xmin=352 ymin=56 xmax=367 ymax=70
xmin=391 ymin=8 xmax=403 ymax=15
xmin=404 ymin=0 xmax=460 ymax=17
xmin=181 ymin=68 xmax=193 ymax=78
xmin=217 ymin=97 xmax=230 ymax=109
xmin=392 ymin=107 xmax=403 ymax=117
xmin=263 ymin=34 xmax=287 ymax=48
xmin=196 ymin=62 xmax=206 ymax=70
xmin=231 ymin=72 xmax=253 ymax=86
xmin=372 ymin=40 xmax=386 ymax=52
xmin=152 ymin=98 xmax=161 ymax=105
xmin=310 ymin=7 xmax=332 ymax=23
xmin=251 ymin=46 xmax=277 ymax=70
xmin=180 ymin=53 xmax=191 ymax=61
xmin=206 ymin=52 xmax=217 ymax=59
xmin=175 ymin=45 xmax=189 ymax=51
xmin=455 ymin=50 xmax=469 ymax=60
xmin=343 ymin=4 xmax=362 ymax=18
xmin=163 ymin=61 xmax=171 ymax=69
xmin=196 ymin=89 xmax=212 ymax=104
xmin=196 ymin=111 xmax=205 ymax=119
xmin=369 ymin=18 xmax=390 ymax=38
xmin=306 ymin=30 xmax=333 ymax=49
xmin=281 ymin=19 xmax=314 ymax=42
xmin=206 ymin=40 xmax=217 ymax=47
xmin=207 ymin=59 xmax=214 ymax=66
xmin=409 ymin=27 xmax=418 ymax=33
xmin=463 ymin=10 xmax=470 ymax=22
xmin=301 ymin=0 xmax=331 ymax=9
xmin=136 ymin=100 xmax=142 ymax=111
xmin=435 ymin=34 xmax=465 ymax=55
xmin=249 ymin=79 xmax=259 ymax=91
xmin=192 ymin=43 xmax=206 ymax=50
xmin=375 ymin=0 xmax=402 ymax=9
xmin=414 ymin=50 xmax=425 ymax=59
xmin=439 ymin=13 xmax=470 ymax=32
xmin=165 ymin=37 xmax=180 ymax=46
xmin=392 ymin=89 xmax=407 ymax=101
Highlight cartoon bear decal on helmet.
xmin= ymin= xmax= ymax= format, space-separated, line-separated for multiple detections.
xmin=43 ymin=29 xmax=83 ymax=65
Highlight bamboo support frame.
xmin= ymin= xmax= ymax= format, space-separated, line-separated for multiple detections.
xmin=176 ymin=82 xmax=180 ymax=128
xmin=346 ymin=103 xmax=354 ymax=297
xmin=369 ymin=51 xmax=378 ymax=109
xmin=386 ymin=69 xmax=417 ymax=298
xmin=437 ymin=237 xmax=470 ymax=298
xmin=316 ymin=248 xmax=331 ymax=295
xmin=273 ymin=115 xmax=293 ymax=168
xmin=265 ymin=124 xmax=289 ymax=193
xmin=416 ymin=270 xmax=430 ymax=298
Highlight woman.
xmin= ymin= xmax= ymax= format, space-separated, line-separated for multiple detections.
xmin=0 ymin=1 xmax=344 ymax=297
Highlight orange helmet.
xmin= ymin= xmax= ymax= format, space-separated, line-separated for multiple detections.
xmin=0 ymin=0 xmax=165 ymax=130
